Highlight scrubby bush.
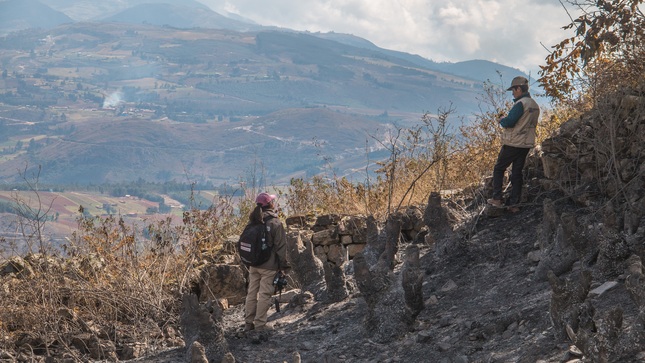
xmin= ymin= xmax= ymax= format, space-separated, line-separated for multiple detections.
xmin=0 ymin=188 xmax=256 ymax=360
xmin=540 ymin=0 xmax=645 ymax=102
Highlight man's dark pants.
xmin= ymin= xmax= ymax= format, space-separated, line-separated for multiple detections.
xmin=492 ymin=145 xmax=531 ymax=205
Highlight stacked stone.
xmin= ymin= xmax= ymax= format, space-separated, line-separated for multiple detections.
xmin=286 ymin=209 xmax=426 ymax=266
xmin=287 ymin=214 xmax=365 ymax=266
xmin=540 ymin=92 xmax=645 ymax=226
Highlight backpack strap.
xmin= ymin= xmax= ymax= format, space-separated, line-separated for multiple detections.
xmin=262 ymin=214 xmax=276 ymax=247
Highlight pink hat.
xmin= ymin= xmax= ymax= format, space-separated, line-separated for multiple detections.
xmin=255 ymin=192 xmax=276 ymax=207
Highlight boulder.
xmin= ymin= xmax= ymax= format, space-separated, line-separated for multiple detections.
xmin=197 ymin=264 xmax=246 ymax=306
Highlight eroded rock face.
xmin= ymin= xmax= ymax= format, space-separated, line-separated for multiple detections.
xmin=322 ymin=261 xmax=349 ymax=303
xmin=423 ymin=192 xmax=458 ymax=257
xmin=197 ymin=264 xmax=246 ymax=305
xmin=547 ymin=269 xmax=592 ymax=340
xmin=354 ymin=215 xmax=424 ymax=343
xmin=285 ymin=230 xmax=328 ymax=301
xmin=535 ymin=223 xmax=579 ymax=281
xmin=180 ymin=293 xmax=229 ymax=363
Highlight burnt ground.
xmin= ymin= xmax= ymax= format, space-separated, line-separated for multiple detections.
xmin=129 ymin=198 xmax=588 ymax=363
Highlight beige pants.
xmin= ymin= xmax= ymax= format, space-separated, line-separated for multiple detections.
xmin=244 ymin=266 xmax=275 ymax=329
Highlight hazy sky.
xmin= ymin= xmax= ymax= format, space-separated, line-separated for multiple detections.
xmin=198 ymin=0 xmax=576 ymax=78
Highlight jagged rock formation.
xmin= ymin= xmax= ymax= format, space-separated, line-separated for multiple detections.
xmin=547 ymin=269 xmax=592 ymax=339
xmin=179 ymin=293 xmax=229 ymax=363
xmin=423 ymin=192 xmax=458 ymax=255
xmin=535 ymin=210 xmax=593 ymax=281
xmin=625 ymin=254 xmax=645 ymax=307
xmin=285 ymin=230 xmax=329 ymax=301
xmin=283 ymin=211 xmax=426 ymax=304
xmin=353 ymin=214 xmax=424 ymax=342
xmin=563 ymin=255 xmax=645 ymax=361
xmin=539 ymin=89 xmax=645 ymax=362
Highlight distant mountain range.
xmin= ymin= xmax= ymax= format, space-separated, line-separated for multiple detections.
xmin=0 ymin=0 xmax=528 ymax=186
xmin=0 ymin=0 xmax=264 ymax=33
xmin=0 ymin=0 xmax=73 ymax=34
xmin=316 ymin=32 xmax=519 ymax=86
xmin=101 ymin=2 xmax=265 ymax=32
xmin=0 ymin=0 xmax=523 ymax=84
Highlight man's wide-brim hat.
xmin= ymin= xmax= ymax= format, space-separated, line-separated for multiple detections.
xmin=507 ymin=76 xmax=529 ymax=91
xmin=256 ymin=192 xmax=276 ymax=207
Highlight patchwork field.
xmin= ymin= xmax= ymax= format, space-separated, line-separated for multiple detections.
xmin=0 ymin=190 xmax=188 ymax=251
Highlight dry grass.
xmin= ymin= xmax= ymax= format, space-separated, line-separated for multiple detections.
xmin=285 ymin=82 xmax=566 ymax=219
xmin=0 ymin=190 xmax=253 ymax=360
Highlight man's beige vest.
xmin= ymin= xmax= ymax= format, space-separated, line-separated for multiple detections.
xmin=501 ymin=96 xmax=540 ymax=148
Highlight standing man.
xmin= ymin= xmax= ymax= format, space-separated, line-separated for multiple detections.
xmin=243 ymin=192 xmax=290 ymax=332
xmin=487 ymin=76 xmax=540 ymax=213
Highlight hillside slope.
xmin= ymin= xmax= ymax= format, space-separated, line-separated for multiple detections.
xmin=132 ymin=89 xmax=645 ymax=363
xmin=227 ymin=201 xmax=562 ymax=363
xmin=0 ymin=108 xmax=390 ymax=185
xmin=0 ymin=21 xmax=495 ymax=185
xmin=102 ymin=2 xmax=262 ymax=31
xmin=128 ymin=190 xmax=569 ymax=362
xmin=0 ymin=0 xmax=72 ymax=35
xmin=2 ymin=89 xmax=644 ymax=362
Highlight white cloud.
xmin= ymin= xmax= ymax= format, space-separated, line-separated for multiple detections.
xmin=198 ymin=0 xmax=576 ymax=75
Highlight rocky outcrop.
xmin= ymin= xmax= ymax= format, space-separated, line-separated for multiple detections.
xmin=353 ymin=214 xmax=424 ymax=342
xmin=0 ymin=256 xmax=34 ymax=278
xmin=423 ymin=192 xmax=459 ymax=256
xmin=541 ymin=89 xmax=645 ymax=361
xmin=547 ymin=269 xmax=592 ymax=340
xmin=535 ymin=210 xmax=599 ymax=281
xmin=287 ymin=212 xmax=426 ymax=266
xmin=197 ymin=264 xmax=247 ymax=306
xmin=285 ymin=230 xmax=328 ymax=301
xmin=540 ymin=92 xmax=645 ymax=218
xmin=554 ymin=255 xmax=645 ymax=362
xmin=180 ymin=293 xmax=229 ymax=363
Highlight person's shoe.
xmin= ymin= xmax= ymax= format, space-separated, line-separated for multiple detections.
xmin=254 ymin=324 xmax=274 ymax=332
xmin=247 ymin=331 xmax=263 ymax=344
xmin=487 ymin=198 xmax=503 ymax=208
xmin=244 ymin=323 xmax=255 ymax=332
xmin=250 ymin=324 xmax=272 ymax=342
xmin=507 ymin=206 xmax=520 ymax=213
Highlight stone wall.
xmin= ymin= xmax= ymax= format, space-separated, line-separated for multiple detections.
xmin=285 ymin=207 xmax=427 ymax=267
xmin=539 ymin=92 xmax=645 ymax=225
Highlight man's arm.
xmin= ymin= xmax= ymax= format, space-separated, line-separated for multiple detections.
xmin=499 ymin=102 xmax=524 ymax=128
xmin=272 ymin=222 xmax=291 ymax=272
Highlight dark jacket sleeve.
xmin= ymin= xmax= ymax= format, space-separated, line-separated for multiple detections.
xmin=270 ymin=220 xmax=291 ymax=272
xmin=500 ymin=101 xmax=524 ymax=128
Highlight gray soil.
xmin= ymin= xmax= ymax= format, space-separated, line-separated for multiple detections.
xmin=130 ymin=198 xmax=582 ymax=363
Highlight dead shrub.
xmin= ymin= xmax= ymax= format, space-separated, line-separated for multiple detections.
xmin=0 ymin=189 xmax=252 ymax=360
